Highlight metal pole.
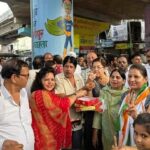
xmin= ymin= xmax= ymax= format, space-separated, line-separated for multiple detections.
xmin=30 ymin=0 xmax=34 ymax=62
xmin=128 ymin=21 xmax=132 ymax=56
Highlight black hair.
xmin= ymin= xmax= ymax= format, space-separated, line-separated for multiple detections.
xmin=133 ymin=113 xmax=150 ymax=134
xmin=117 ymin=55 xmax=129 ymax=62
xmin=1 ymin=58 xmax=29 ymax=79
xmin=110 ymin=69 xmax=126 ymax=80
xmin=92 ymin=57 xmax=106 ymax=67
xmin=32 ymin=55 xmax=43 ymax=69
xmin=78 ymin=54 xmax=85 ymax=58
xmin=44 ymin=60 xmax=55 ymax=68
xmin=31 ymin=67 xmax=55 ymax=93
xmin=106 ymin=54 xmax=117 ymax=65
xmin=53 ymin=55 xmax=62 ymax=64
xmin=131 ymin=53 xmax=141 ymax=60
xmin=130 ymin=64 xmax=147 ymax=78
xmin=43 ymin=52 xmax=53 ymax=62
xmin=63 ymin=56 xmax=77 ymax=68
xmin=43 ymin=52 xmax=53 ymax=58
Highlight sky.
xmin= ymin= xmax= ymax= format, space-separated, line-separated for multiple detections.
xmin=0 ymin=2 xmax=10 ymax=15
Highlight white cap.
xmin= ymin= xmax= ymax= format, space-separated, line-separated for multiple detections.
xmin=67 ymin=51 xmax=77 ymax=58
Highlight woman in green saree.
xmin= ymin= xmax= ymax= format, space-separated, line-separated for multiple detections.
xmin=92 ymin=69 xmax=127 ymax=150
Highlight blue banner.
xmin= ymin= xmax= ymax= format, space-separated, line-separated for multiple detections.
xmin=31 ymin=0 xmax=74 ymax=57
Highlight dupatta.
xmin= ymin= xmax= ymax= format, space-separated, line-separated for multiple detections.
xmin=30 ymin=90 xmax=72 ymax=150
xmin=119 ymin=84 xmax=150 ymax=146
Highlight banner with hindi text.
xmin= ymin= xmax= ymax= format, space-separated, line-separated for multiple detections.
xmin=31 ymin=0 xmax=74 ymax=57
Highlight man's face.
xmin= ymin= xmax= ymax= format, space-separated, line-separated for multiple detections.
xmin=112 ymin=57 xmax=118 ymax=67
xmin=132 ymin=56 xmax=142 ymax=65
xmin=87 ymin=52 xmax=97 ymax=68
xmin=15 ymin=67 xmax=29 ymax=89
xmin=44 ymin=54 xmax=53 ymax=62
xmin=78 ymin=57 xmax=85 ymax=66
xmin=63 ymin=62 xmax=75 ymax=78
xmin=117 ymin=57 xmax=128 ymax=72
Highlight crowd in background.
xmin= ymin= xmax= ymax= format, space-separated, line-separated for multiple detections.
xmin=0 ymin=50 xmax=150 ymax=150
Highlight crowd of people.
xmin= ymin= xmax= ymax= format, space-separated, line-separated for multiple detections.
xmin=0 ymin=50 xmax=150 ymax=150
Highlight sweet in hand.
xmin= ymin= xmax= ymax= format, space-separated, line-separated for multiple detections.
xmin=85 ymin=81 xmax=95 ymax=91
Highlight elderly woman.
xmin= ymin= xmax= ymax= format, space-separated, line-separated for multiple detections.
xmin=92 ymin=69 xmax=127 ymax=150
xmin=30 ymin=67 xmax=88 ymax=150
xmin=84 ymin=57 xmax=109 ymax=150
xmin=55 ymin=56 xmax=85 ymax=150
xmin=118 ymin=64 xmax=150 ymax=147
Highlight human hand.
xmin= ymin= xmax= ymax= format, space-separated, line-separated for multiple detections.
xmin=146 ymin=105 xmax=150 ymax=113
xmin=2 ymin=140 xmax=23 ymax=150
xmin=98 ymin=73 xmax=109 ymax=86
xmin=143 ymin=100 xmax=150 ymax=113
xmin=127 ymin=92 xmax=137 ymax=119
xmin=88 ymin=72 xmax=96 ymax=81
xmin=112 ymin=145 xmax=120 ymax=150
xmin=112 ymin=146 xmax=129 ymax=150
xmin=85 ymin=81 xmax=95 ymax=91
xmin=98 ymin=70 xmax=105 ymax=77
xmin=112 ymin=136 xmax=126 ymax=150
xmin=128 ymin=103 xmax=137 ymax=119
xmin=76 ymin=89 xmax=87 ymax=98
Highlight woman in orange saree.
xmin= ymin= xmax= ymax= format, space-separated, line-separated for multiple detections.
xmin=30 ymin=67 xmax=87 ymax=150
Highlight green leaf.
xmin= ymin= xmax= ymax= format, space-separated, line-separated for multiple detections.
xmin=45 ymin=16 xmax=65 ymax=36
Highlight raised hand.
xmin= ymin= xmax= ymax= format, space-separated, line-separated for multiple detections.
xmin=85 ymin=81 xmax=95 ymax=91
xmin=128 ymin=104 xmax=137 ymax=119
xmin=127 ymin=91 xmax=137 ymax=119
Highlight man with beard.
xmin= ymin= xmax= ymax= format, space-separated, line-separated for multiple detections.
xmin=117 ymin=55 xmax=129 ymax=88
xmin=117 ymin=55 xmax=129 ymax=73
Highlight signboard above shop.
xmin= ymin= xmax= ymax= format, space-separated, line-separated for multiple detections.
xmin=115 ymin=43 xmax=133 ymax=49
xmin=100 ymin=39 xmax=114 ymax=48
xmin=74 ymin=17 xmax=110 ymax=49
xmin=107 ymin=23 xmax=128 ymax=41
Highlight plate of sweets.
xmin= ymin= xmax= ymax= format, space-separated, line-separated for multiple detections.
xmin=75 ymin=96 xmax=104 ymax=112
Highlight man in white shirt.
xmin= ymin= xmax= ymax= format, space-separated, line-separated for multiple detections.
xmin=0 ymin=59 xmax=34 ymax=150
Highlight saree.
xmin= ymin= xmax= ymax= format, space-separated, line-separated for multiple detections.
xmin=30 ymin=90 xmax=72 ymax=150
xmin=119 ymin=84 xmax=150 ymax=146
